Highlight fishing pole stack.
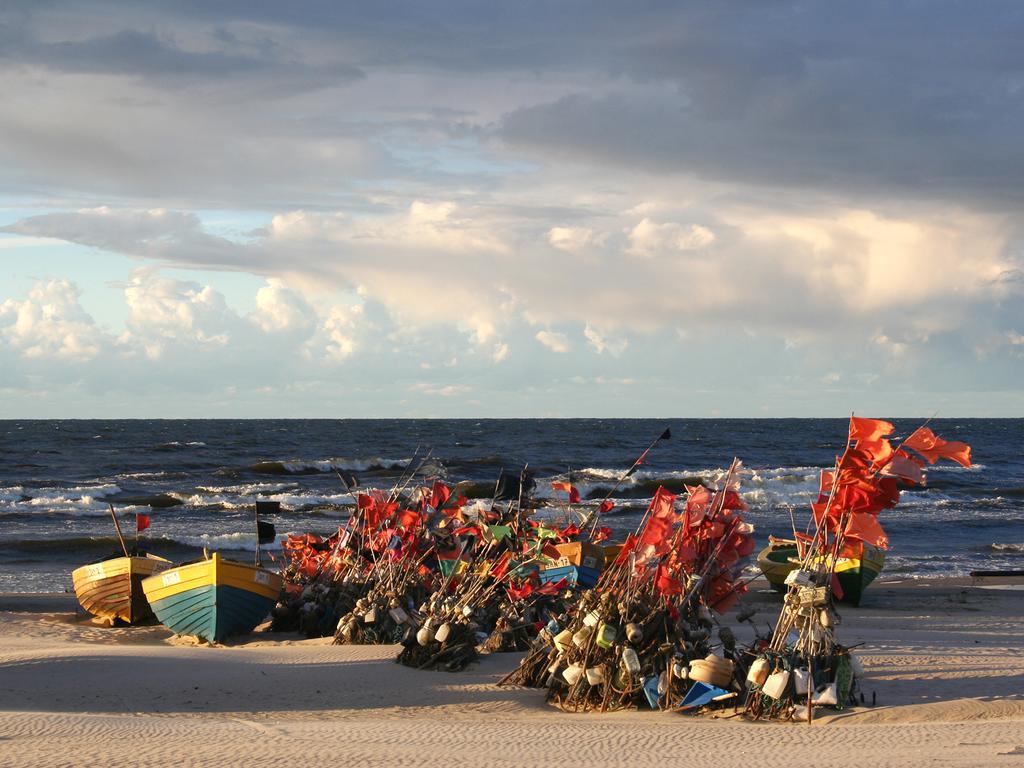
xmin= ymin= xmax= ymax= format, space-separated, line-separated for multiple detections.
xmin=501 ymin=461 xmax=757 ymax=715
xmin=333 ymin=482 xmax=459 ymax=646
xmin=397 ymin=471 xmax=548 ymax=671
xmin=271 ymin=529 xmax=365 ymax=637
xmin=744 ymin=417 xmax=973 ymax=722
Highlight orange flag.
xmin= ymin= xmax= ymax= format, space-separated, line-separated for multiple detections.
xmin=844 ymin=511 xmax=889 ymax=549
xmin=849 ymin=417 xmax=895 ymax=442
xmin=904 ymin=427 xmax=972 ymax=468
xmin=856 ymin=438 xmax=894 ymax=468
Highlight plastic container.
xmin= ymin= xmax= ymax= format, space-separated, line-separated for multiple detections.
xmin=622 ymin=647 xmax=641 ymax=675
xmin=572 ymin=625 xmax=593 ymax=648
xmin=562 ymin=663 xmax=583 ymax=685
xmin=793 ymin=667 xmax=810 ymax=694
xmin=812 ymin=682 xmax=838 ymax=706
xmin=595 ymin=622 xmax=618 ymax=649
xmin=363 ymin=607 xmax=377 ymax=624
xmin=746 ymin=657 xmax=770 ymax=686
xmin=585 ymin=665 xmax=606 ymax=685
xmin=761 ymin=670 xmax=790 ymax=699
xmin=554 ymin=629 xmax=574 ymax=653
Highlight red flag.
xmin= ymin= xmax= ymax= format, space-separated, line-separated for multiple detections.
xmin=591 ymin=526 xmax=613 ymax=543
xmin=830 ymin=573 xmax=845 ymax=601
xmin=654 ymin=563 xmax=683 ymax=596
xmin=818 ymin=469 xmax=834 ymax=498
xmin=397 ymin=508 xmax=421 ymax=530
xmin=541 ymin=543 xmax=562 ymax=559
xmin=490 ymin=551 xmax=513 ymax=579
xmin=551 ymin=482 xmax=581 ymax=504
xmin=849 ymin=417 xmax=895 ymax=442
xmin=430 ymin=481 xmax=451 ymax=510
xmin=506 ymin=581 xmax=535 ymax=601
xmin=613 ymin=533 xmax=639 ymax=566
xmin=648 ymin=486 xmax=677 ymax=519
xmin=634 ymin=487 xmax=675 ymax=552
xmin=537 ymin=578 xmax=568 ymax=595
xmin=136 ymin=513 xmax=151 ymax=533
xmin=686 ymin=485 xmax=712 ymax=513
xmin=559 ymin=523 xmax=581 ymax=539
xmin=838 ymin=448 xmax=874 ymax=474
xmin=599 ymin=499 xmax=614 ymax=514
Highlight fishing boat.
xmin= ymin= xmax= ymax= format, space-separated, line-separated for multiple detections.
xmin=72 ymin=553 xmax=172 ymax=624
xmin=757 ymin=536 xmax=885 ymax=606
xmin=141 ymin=500 xmax=283 ymax=643
xmin=538 ymin=542 xmax=604 ymax=589
xmin=141 ymin=552 xmax=283 ymax=643
xmin=72 ymin=503 xmax=172 ymax=625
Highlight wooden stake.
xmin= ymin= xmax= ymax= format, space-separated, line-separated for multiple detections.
xmin=107 ymin=504 xmax=129 ymax=558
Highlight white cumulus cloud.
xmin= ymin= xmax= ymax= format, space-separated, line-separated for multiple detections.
xmin=0 ymin=279 xmax=102 ymax=362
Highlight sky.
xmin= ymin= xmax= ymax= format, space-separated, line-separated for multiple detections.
xmin=0 ymin=1 xmax=1022 ymax=418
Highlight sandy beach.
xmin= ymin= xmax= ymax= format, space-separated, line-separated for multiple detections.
xmin=1 ymin=578 xmax=1021 ymax=768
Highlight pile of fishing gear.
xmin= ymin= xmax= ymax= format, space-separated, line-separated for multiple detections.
xmin=743 ymin=417 xmax=973 ymax=722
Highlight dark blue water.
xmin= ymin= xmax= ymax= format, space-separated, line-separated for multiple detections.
xmin=1 ymin=419 xmax=1020 ymax=592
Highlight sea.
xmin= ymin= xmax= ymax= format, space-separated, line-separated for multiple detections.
xmin=1 ymin=419 xmax=1020 ymax=593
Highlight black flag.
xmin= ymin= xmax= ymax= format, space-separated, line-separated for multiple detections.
xmin=494 ymin=470 xmax=535 ymax=501
xmin=257 ymin=520 xmax=277 ymax=545
xmin=659 ymin=428 xmax=671 ymax=441
xmin=255 ymin=500 xmax=281 ymax=516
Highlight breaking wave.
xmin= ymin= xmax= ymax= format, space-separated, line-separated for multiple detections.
xmin=249 ymin=457 xmax=410 ymax=475
xmin=0 ymin=531 xmax=288 ymax=557
xmin=987 ymin=543 xmax=1024 ymax=554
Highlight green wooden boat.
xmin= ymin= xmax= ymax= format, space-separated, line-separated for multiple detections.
xmin=757 ymin=536 xmax=885 ymax=606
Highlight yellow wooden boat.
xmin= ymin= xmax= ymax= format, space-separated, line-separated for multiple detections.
xmin=141 ymin=553 xmax=283 ymax=643
xmin=757 ymin=536 xmax=885 ymax=606
xmin=72 ymin=554 xmax=172 ymax=625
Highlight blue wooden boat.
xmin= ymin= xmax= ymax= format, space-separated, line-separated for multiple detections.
xmin=140 ymin=552 xmax=283 ymax=643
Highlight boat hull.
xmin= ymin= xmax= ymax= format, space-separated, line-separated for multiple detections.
xmin=72 ymin=555 xmax=172 ymax=625
xmin=756 ymin=540 xmax=884 ymax=606
xmin=141 ymin=554 xmax=283 ymax=643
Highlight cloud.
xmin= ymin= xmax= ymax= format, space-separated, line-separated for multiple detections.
xmin=120 ymin=270 xmax=237 ymax=359
xmin=535 ymin=330 xmax=570 ymax=353
xmin=410 ymin=382 xmax=470 ymax=397
xmin=0 ymin=280 xmax=103 ymax=362
xmin=1 ymin=2 xmax=1023 ymax=414
xmin=549 ymin=226 xmax=602 ymax=254
xmin=626 ymin=218 xmax=715 ymax=257
xmin=583 ymin=324 xmax=627 ymax=356
xmin=252 ymin=279 xmax=315 ymax=333
xmin=316 ymin=304 xmax=364 ymax=362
